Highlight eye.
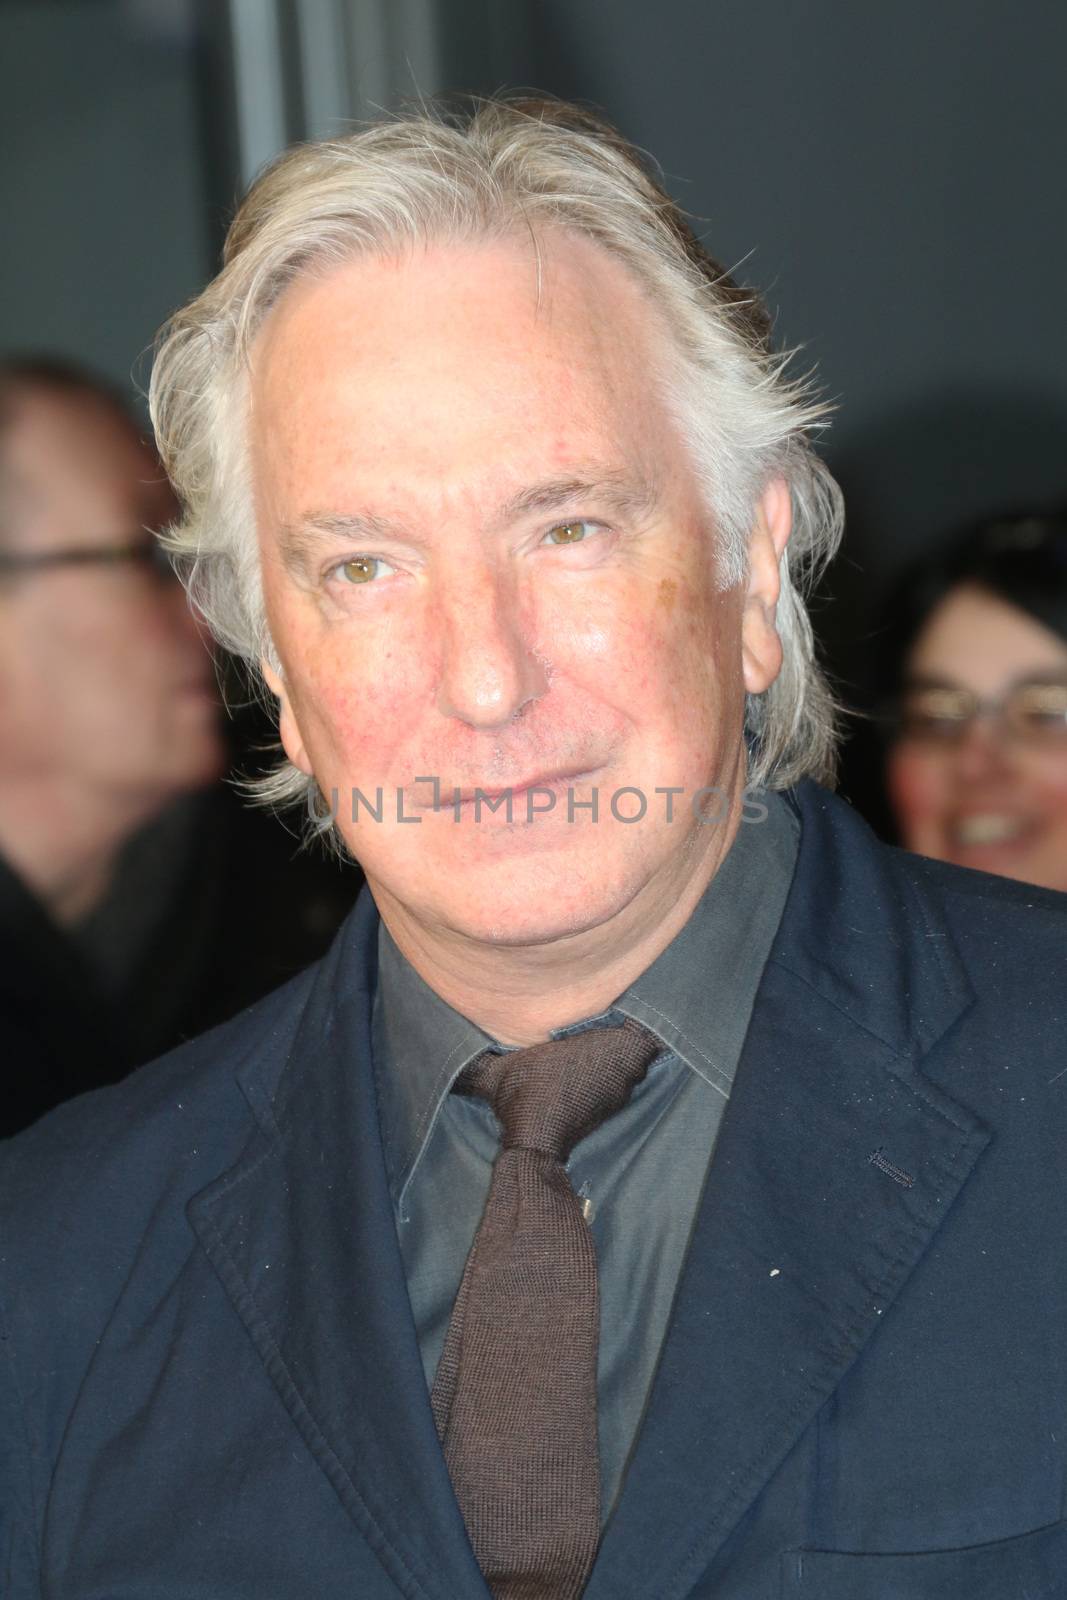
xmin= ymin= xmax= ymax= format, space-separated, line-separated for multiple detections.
xmin=542 ymin=520 xmax=599 ymax=547
xmin=897 ymin=688 xmax=973 ymax=742
xmin=332 ymin=555 xmax=395 ymax=585
xmin=1013 ymin=683 xmax=1067 ymax=733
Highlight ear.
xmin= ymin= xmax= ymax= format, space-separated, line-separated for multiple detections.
xmin=260 ymin=657 xmax=314 ymax=776
xmin=741 ymin=476 xmax=792 ymax=696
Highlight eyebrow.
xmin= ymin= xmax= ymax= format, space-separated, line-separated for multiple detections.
xmin=497 ymin=470 xmax=659 ymax=525
xmin=274 ymin=511 xmax=392 ymax=577
xmin=275 ymin=469 xmax=659 ymax=578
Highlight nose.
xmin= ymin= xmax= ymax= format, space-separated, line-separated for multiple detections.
xmin=950 ymin=713 xmax=1016 ymax=783
xmin=434 ymin=564 xmax=548 ymax=729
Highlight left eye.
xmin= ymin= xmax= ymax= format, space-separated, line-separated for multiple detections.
xmin=333 ymin=555 xmax=395 ymax=585
xmin=542 ymin=520 xmax=597 ymax=546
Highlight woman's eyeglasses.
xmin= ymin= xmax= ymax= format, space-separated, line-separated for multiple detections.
xmin=890 ymin=679 xmax=1067 ymax=746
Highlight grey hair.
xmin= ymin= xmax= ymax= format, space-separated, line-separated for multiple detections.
xmin=150 ymin=96 xmax=844 ymax=831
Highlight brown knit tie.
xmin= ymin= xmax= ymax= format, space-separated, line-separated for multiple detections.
xmin=430 ymin=1017 xmax=661 ymax=1600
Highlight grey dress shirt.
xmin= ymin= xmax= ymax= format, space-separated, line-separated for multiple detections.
xmin=370 ymin=789 xmax=799 ymax=1523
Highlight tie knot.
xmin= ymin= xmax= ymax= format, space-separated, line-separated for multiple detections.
xmin=457 ymin=1017 xmax=661 ymax=1162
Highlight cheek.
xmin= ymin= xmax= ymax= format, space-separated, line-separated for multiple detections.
xmin=649 ymin=578 xmax=742 ymax=724
xmin=1025 ymin=750 xmax=1067 ymax=822
xmin=886 ymin=747 xmax=949 ymax=835
xmin=284 ymin=621 xmax=432 ymax=775
xmin=21 ymin=602 xmax=127 ymax=725
xmin=548 ymin=573 xmax=725 ymax=697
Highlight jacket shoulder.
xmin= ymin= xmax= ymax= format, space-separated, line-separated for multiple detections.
xmin=894 ymin=840 xmax=1067 ymax=959
xmin=792 ymin=778 xmax=1067 ymax=947
xmin=0 ymin=962 xmax=318 ymax=1285
xmin=900 ymin=840 xmax=1067 ymax=912
xmin=781 ymin=783 xmax=1066 ymax=1057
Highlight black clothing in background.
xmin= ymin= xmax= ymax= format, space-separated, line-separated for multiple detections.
xmin=1 ymin=785 xmax=360 ymax=1138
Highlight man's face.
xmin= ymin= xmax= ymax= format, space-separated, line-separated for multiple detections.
xmin=252 ymin=233 xmax=781 ymax=946
xmin=0 ymin=387 xmax=223 ymax=815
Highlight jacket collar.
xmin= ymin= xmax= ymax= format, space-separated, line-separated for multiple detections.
xmin=190 ymin=782 xmax=989 ymax=1599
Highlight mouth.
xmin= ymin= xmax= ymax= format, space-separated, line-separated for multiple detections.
xmin=457 ymin=768 xmax=593 ymax=802
xmin=949 ymin=812 xmax=1033 ymax=850
xmin=416 ymin=766 xmax=599 ymax=811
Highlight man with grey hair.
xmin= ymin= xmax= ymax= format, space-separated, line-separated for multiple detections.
xmin=2 ymin=99 xmax=1065 ymax=1599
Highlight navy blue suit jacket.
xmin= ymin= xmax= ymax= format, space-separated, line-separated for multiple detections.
xmin=2 ymin=783 xmax=1066 ymax=1598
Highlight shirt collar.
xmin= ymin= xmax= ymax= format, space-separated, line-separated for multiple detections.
xmin=370 ymin=789 xmax=799 ymax=1215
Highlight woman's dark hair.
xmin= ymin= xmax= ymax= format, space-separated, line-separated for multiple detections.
xmin=877 ymin=511 xmax=1067 ymax=703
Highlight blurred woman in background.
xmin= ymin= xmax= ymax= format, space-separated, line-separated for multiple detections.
xmin=883 ymin=513 xmax=1067 ymax=892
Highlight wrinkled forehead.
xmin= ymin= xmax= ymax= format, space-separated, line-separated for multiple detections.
xmin=246 ymin=229 xmax=689 ymax=524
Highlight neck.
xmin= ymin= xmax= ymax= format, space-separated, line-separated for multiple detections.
xmin=0 ymin=777 xmax=147 ymax=927
xmin=371 ymin=796 xmax=742 ymax=1045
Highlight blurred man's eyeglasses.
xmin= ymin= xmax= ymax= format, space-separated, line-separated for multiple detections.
xmin=0 ymin=541 xmax=178 ymax=582
xmin=890 ymin=679 xmax=1067 ymax=746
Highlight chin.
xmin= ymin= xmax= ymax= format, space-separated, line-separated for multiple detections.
xmin=421 ymin=845 xmax=658 ymax=948
xmin=451 ymin=902 xmax=613 ymax=948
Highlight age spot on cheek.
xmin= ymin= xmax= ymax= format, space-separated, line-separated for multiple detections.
xmin=656 ymin=578 xmax=677 ymax=611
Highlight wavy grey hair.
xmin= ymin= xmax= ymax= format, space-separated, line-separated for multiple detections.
xmin=151 ymin=96 xmax=844 ymax=828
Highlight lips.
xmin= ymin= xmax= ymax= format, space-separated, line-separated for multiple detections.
xmin=950 ymin=813 xmax=1032 ymax=849
xmin=410 ymin=766 xmax=597 ymax=810
xmin=454 ymin=768 xmax=591 ymax=803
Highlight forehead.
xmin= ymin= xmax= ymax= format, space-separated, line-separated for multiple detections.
xmin=1 ymin=387 xmax=172 ymax=547
xmin=248 ymin=231 xmax=682 ymax=515
xmin=909 ymin=582 xmax=1067 ymax=691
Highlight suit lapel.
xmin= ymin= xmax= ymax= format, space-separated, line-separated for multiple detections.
xmin=188 ymin=887 xmax=487 ymax=1600
xmin=586 ymin=785 xmax=993 ymax=1600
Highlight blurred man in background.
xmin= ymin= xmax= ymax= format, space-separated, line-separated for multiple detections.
xmin=0 ymin=361 xmax=358 ymax=1135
